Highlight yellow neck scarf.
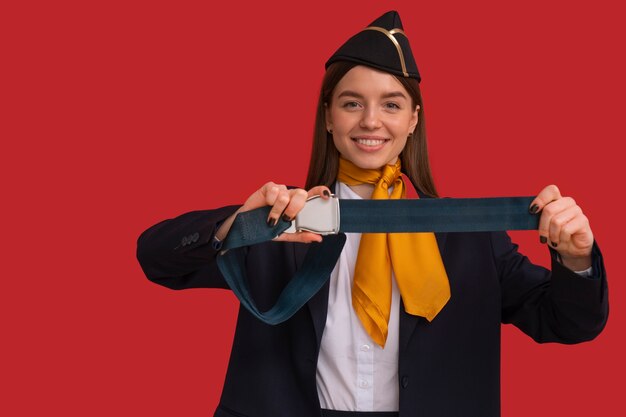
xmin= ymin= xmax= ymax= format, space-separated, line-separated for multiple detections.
xmin=337 ymin=157 xmax=450 ymax=348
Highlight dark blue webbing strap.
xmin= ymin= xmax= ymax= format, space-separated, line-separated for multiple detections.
xmin=339 ymin=197 xmax=538 ymax=233
xmin=217 ymin=196 xmax=539 ymax=324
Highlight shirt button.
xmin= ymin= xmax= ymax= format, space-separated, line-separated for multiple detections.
xmin=360 ymin=344 xmax=370 ymax=352
xmin=359 ymin=379 xmax=369 ymax=388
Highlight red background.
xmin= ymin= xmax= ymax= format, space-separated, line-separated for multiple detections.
xmin=2 ymin=0 xmax=624 ymax=415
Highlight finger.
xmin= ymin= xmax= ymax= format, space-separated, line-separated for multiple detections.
xmin=263 ymin=184 xmax=281 ymax=207
xmin=275 ymin=231 xmax=323 ymax=243
xmin=547 ymin=203 xmax=582 ymax=248
xmin=262 ymin=181 xmax=287 ymax=195
xmin=558 ymin=214 xmax=592 ymax=253
xmin=307 ymin=185 xmax=332 ymax=199
xmin=281 ymin=189 xmax=309 ymax=221
xmin=267 ymin=188 xmax=291 ymax=226
xmin=538 ymin=196 xmax=576 ymax=244
xmin=529 ymin=184 xmax=562 ymax=214
xmin=261 ymin=183 xmax=288 ymax=209
xmin=242 ymin=182 xmax=278 ymax=210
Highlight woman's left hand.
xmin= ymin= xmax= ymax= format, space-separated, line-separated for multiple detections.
xmin=529 ymin=184 xmax=594 ymax=271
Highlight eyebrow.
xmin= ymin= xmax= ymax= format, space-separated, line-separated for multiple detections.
xmin=337 ymin=90 xmax=408 ymax=100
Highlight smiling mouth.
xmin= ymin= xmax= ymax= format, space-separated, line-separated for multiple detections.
xmin=351 ymin=137 xmax=389 ymax=146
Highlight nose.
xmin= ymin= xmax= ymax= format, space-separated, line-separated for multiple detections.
xmin=359 ymin=107 xmax=382 ymax=130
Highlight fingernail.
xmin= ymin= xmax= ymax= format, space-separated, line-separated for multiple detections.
xmin=529 ymin=204 xmax=539 ymax=214
xmin=539 ymin=236 xmax=547 ymax=244
xmin=282 ymin=214 xmax=292 ymax=222
xmin=323 ymin=190 xmax=330 ymax=197
xmin=551 ymin=241 xmax=558 ymax=248
xmin=267 ymin=217 xmax=276 ymax=227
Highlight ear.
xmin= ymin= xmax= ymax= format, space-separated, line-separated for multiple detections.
xmin=408 ymin=104 xmax=420 ymax=133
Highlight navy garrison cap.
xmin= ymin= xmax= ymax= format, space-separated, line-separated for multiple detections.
xmin=325 ymin=10 xmax=421 ymax=82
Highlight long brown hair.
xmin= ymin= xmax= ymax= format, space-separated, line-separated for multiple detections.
xmin=304 ymin=61 xmax=439 ymax=197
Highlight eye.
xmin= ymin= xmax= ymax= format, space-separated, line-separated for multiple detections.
xmin=385 ymin=102 xmax=401 ymax=110
xmin=342 ymin=101 xmax=361 ymax=109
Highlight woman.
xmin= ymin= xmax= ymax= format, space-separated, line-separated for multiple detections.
xmin=137 ymin=11 xmax=607 ymax=417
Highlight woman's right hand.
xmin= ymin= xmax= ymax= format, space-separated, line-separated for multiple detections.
xmin=215 ymin=182 xmax=332 ymax=244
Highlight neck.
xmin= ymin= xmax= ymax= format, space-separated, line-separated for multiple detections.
xmin=348 ymin=183 xmax=375 ymax=199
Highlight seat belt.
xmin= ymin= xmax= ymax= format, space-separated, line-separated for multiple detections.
xmin=217 ymin=196 xmax=538 ymax=324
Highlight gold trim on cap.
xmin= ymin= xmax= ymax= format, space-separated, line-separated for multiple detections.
xmin=389 ymin=28 xmax=406 ymax=36
xmin=363 ymin=26 xmax=409 ymax=77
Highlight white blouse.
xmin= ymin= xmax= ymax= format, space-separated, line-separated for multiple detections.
xmin=316 ymin=181 xmax=400 ymax=412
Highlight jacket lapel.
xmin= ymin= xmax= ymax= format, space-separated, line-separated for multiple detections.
xmin=291 ymin=240 xmax=331 ymax=349
xmin=399 ymin=231 xmax=448 ymax=351
xmin=308 ymin=273 xmax=331 ymax=348
xmin=399 ymin=189 xmax=448 ymax=352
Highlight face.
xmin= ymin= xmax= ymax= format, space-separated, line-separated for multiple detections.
xmin=326 ymin=65 xmax=419 ymax=170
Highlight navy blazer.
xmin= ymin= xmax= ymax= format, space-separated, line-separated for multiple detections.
xmin=137 ymin=196 xmax=608 ymax=417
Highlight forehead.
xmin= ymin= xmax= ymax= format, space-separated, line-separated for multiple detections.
xmin=334 ymin=65 xmax=407 ymax=97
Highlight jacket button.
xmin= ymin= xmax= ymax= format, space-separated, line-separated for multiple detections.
xmin=401 ymin=376 xmax=409 ymax=388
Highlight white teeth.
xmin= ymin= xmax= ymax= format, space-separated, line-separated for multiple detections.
xmin=355 ymin=138 xmax=385 ymax=146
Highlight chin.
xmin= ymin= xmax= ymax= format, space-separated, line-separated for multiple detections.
xmin=350 ymin=157 xmax=389 ymax=170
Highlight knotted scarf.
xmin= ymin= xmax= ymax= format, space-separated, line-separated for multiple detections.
xmin=337 ymin=157 xmax=450 ymax=347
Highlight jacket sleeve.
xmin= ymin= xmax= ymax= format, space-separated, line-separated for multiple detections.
xmin=136 ymin=205 xmax=241 ymax=290
xmin=493 ymin=231 xmax=608 ymax=344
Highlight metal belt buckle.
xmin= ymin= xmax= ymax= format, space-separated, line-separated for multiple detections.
xmin=284 ymin=194 xmax=340 ymax=235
